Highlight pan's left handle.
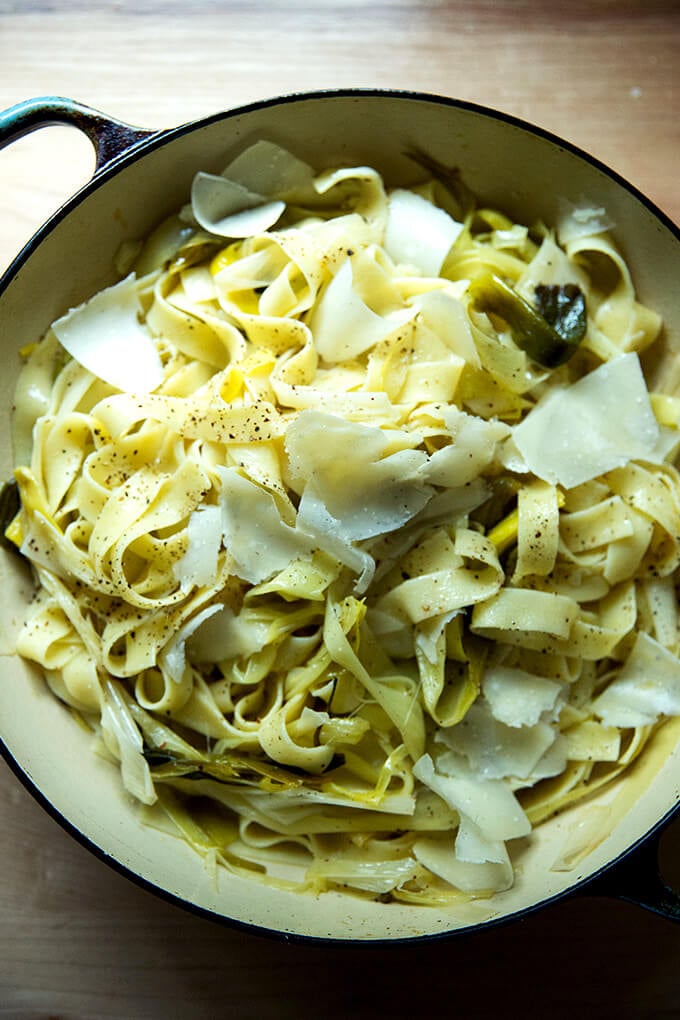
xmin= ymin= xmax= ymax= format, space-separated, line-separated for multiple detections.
xmin=0 ymin=96 xmax=157 ymax=175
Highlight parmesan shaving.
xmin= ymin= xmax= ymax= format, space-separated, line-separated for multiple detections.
xmin=218 ymin=467 xmax=315 ymax=585
xmin=309 ymin=257 xmax=414 ymax=363
xmin=191 ymin=172 xmax=286 ymax=237
xmin=11 ymin=140 xmax=680 ymax=907
xmin=52 ymin=274 xmax=164 ymax=394
xmin=384 ymin=189 xmax=463 ymax=276
xmin=285 ymin=410 xmax=432 ymax=539
xmin=483 ymin=666 xmax=562 ymax=728
xmin=511 ymin=353 xmax=660 ymax=489
xmin=592 ymin=632 xmax=680 ymax=726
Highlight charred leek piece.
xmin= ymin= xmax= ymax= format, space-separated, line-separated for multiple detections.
xmin=469 ymin=273 xmax=587 ymax=368
xmin=534 ymin=283 xmax=587 ymax=349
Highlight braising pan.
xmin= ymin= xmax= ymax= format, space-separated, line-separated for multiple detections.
xmin=0 ymin=90 xmax=678 ymax=940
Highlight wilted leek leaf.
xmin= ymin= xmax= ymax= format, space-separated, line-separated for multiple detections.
xmin=144 ymin=748 xmax=343 ymax=792
xmin=144 ymin=748 xmax=304 ymax=790
xmin=469 ymin=272 xmax=587 ymax=368
xmin=0 ymin=480 xmax=20 ymax=551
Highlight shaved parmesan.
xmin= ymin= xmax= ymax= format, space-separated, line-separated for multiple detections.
xmin=530 ymin=736 xmax=568 ymax=783
xmin=220 ymin=139 xmax=315 ymax=201
xmin=218 ymin=467 xmax=314 ymax=584
xmin=295 ymin=485 xmax=376 ymax=593
xmin=384 ymin=189 xmax=463 ymax=276
xmin=413 ymin=834 xmax=514 ymax=893
xmin=483 ymin=666 xmax=562 ymax=728
xmin=592 ymin=632 xmax=680 ymax=726
xmin=174 ymin=505 xmax=222 ymax=588
xmin=455 ymin=814 xmax=510 ymax=865
xmin=189 ymin=141 xmax=326 ymax=239
xmin=557 ymin=198 xmax=615 ymax=247
xmin=411 ymin=288 xmax=481 ymax=367
xmin=187 ymin=604 xmax=271 ymax=663
xmin=511 ymin=353 xmax=659 ymax=489
xmin=191 ymin=172 xmax=285 ymax=237
xmin=413 ymin=753 xmax=531 ymax=841
xmin=418 ymin=409 xmax=510 ymax=487
xmin=159 ymin=603 xmax=223 ymax=683
xmin=310 ymin=257 xmax=413 ymax=362
xmin=52 ymin=274 xmax=163 ymax=394
xmin=285 ymin=411 xmax=432 ymax=539
xmin=437 ymin=702 xmax=559 ymax=782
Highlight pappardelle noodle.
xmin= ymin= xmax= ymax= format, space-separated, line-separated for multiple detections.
xmin=9 ymin=141 xmax=680 ymax=903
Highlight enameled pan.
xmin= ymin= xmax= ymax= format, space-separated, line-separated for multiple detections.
xmin=0 ymin=90 xmax=678 ymax=941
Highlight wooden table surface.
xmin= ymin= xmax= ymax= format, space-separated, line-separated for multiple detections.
xmin=1 ymin=2 xmax=680 ymax=1017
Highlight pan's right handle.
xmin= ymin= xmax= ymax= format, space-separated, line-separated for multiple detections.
xmin=582 ymin=817 xmax=680 ymax=922
xmin=0 ymin=96 xmax=157 ymax=175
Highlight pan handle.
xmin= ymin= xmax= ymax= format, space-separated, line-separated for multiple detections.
xmin=0 ymin=96 xmax=156 ymax=174
xmin=582 ymin=817 xmax=680 ymax=922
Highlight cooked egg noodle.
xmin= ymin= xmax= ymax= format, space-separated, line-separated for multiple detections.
xmin=10 ymin=144 xmax=680 ymax=903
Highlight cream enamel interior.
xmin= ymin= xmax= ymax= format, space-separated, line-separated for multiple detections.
xmin=1 ymin=92 xmax=679 ymax=940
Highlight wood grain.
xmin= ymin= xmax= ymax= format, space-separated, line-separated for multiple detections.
xmin=0 ymin=0 xmax=678 ymax=275
xmin=0 ymin=2 xmax=679 ymax=1016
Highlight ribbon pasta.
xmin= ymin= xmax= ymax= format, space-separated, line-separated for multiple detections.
xmin=8 ymin=143 xmax=680 ymax=903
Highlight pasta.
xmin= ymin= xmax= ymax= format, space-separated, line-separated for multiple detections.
xmin=7 ymin=140 xmax=680 ymax=903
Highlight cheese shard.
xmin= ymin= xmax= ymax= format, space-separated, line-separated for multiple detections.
xmin=220 ymin=139 xmax=315 ymax=201
xmin=413 ymin=753 xmax=531 ymax=841
xmin=413 ymin=834 xmax=514 ymax=893
xmin=384 ymin=189 xmax=463 ymax=276
xmin=191 ymin=171 xmax=285 ymax=238
xmin=159 ymin=603 xmax=223 ymax=683
xmin=52 ymin=274 xmax=163 ymax=393
xmin=285 ymin=410 xmax=432 ymax=539
xmin=436 ymin=703 xmax=560 ymax=782
xmin=218 ymin=467 xmax=315 ymax=584
xmin=511 ymin=353 xmax=659 ymax=489
xmin=187 ymin=604 xmax=271 ymax=663
xmin=483 ymin=666 xmax=562 ymax=728
xmin=174 ymin=505 xmax=222 ymax=588
xmin=190 ymin=141 xmax=316 ymax=238
xmin=310 ymin=258 xmax=412 ymax=363
xmin=592 ymin=632 xmax=680 ymax=726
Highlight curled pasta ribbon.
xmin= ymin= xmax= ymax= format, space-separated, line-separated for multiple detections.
xmin=11 ymin=145 xmax=680 ymax=904
xmin=471 ymin=588 xmax=579 ymax=651
xmin=88 ymin=458 xmax=210 ymax=607
xmin=605 ymin=462 xmax=680 ymax=576
xmin=15 ymin=590 xmax=100 ymax=711
xmin=513 ymin=480 xmax=560 ymax=581
xmin=414 ymin=613 xmax=484 ymax=728
xmin=214 ymin=227 xmax=328 ymax=321
xmin=565 ymin=234 xmax=662 ymax=356
xmin=376 ymin=528 xmax=504 ymax=625
xmin=323 ymin=595 xmax=425 ymax=762
xmin=148 ymin=272 xmax=246 ymax=369
xmin=258 ymin=690 xmax=337 ymax=773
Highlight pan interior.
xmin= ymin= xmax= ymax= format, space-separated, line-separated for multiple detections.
xmin=1 ymin=91 xmax=679 ymax=940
